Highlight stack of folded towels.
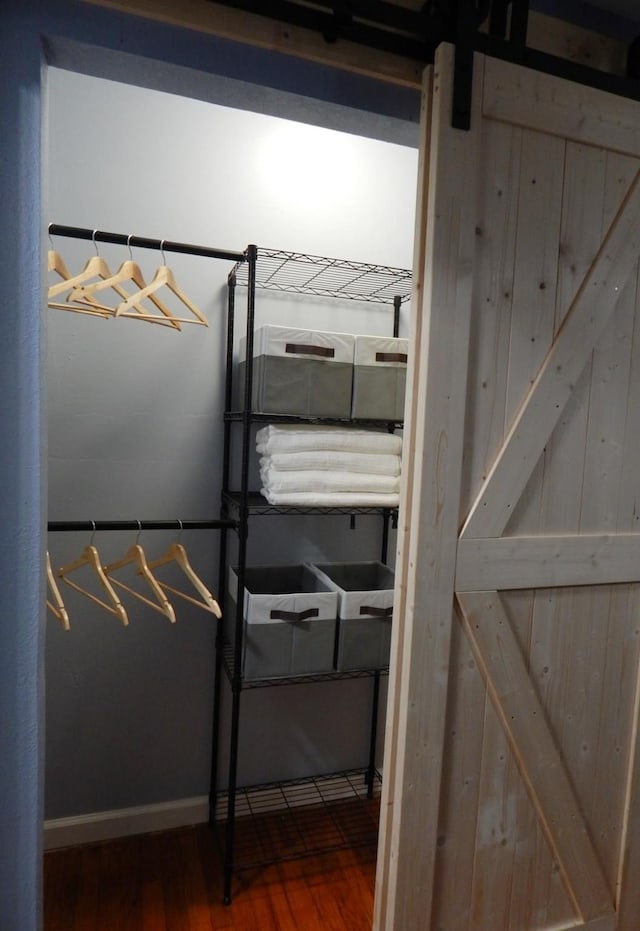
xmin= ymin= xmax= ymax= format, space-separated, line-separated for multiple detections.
xmin=257 ymin=424 xmax=402 ymax=507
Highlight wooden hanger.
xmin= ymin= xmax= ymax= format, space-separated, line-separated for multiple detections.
xmin=46 ymin=551 xmax=70 ymax=631
xmin=148 ymin=542 xmax=221 ymax=617
xmin=48 ymin=232 xmax=173 ymax=323
xmin=68 ymin=256 xmax=182 ymax=330
xmin=58 ymin=544 xmax=129 ymax=626
xmin=48 ymin=249 xmax=113 ymax=318
xmin=116 ymin=262 xmax=208 ymax=326
xmin=104 ymin=543 xmax=177 ymax=624
xmin=48 ymin=248 xmax=71 ymax=282
xmin=48 ymin=253 xmax=116 ymax=303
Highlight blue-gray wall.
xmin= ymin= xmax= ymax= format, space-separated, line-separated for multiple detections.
xmin=0 ymin=9 xmax=45 ymax=931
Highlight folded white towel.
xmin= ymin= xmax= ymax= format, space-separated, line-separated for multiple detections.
xmin=260 ymin=468 xmax=400 ymax=495
xmin=260 ymin=451 xmax=401 ymax=476
xmin=256 ymin=424 xmax=402 ymax=456
xmin=261 ymin=489 xmax=400 ymax=507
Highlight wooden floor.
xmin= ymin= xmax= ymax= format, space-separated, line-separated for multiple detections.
xmin=44 ymin=815 xmax=377 ymax=930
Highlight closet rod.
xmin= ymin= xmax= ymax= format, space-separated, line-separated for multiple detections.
xmin=48 ymin=224 xmax=247 ymax=264
xmin=48 ymin=519 xmax=236 ymax=532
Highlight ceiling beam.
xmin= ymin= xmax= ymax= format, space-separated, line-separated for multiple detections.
xmin=78 ymin=0 xmax=424 ymax=87
xmin=78 ymin=0 xmax=633 ymax=97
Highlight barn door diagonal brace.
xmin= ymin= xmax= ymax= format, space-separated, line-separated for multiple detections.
xmin=456 ymin=591 xmax=615 ymax=922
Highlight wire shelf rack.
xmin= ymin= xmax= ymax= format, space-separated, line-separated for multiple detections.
xmin=224 ymin=411 xmax=404 ymax=429
xmin=215 ymin=769 xmax=382 ymax=870
xmin=222 ymin=490 xmax=399 ymax=520
xmin=221 ymin=641 xmax=388 ymax=689
xmin=232 ymin=248 xmax=412 ymax=305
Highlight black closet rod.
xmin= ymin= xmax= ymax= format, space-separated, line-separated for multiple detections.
xmin=48 ymin=519 xmax=236 ymax=532
xmin=48 ymin=224 xmax=247 ymax=264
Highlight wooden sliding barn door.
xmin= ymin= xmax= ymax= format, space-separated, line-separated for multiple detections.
xmin=376 ymin=43 xmax=640 ymax=931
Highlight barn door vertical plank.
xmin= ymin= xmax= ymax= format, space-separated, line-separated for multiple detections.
xmin=520 ymin=143 xmax=606 ymax=931
xmin=493 ymin=128 xmax=565 ymax=926
xmin=613 ymin=207 xmax=640 ymax=929
xmin=501 ymin=590 xmax=576 ymax=931
xmin=374 ymin=42 xmax=482 ymax=930
xmin=374 ymin=63 xmax=434 ymax=929
xmin=432 ymin=114 xmax=522 ymax=931
xmin=461 ymin=163 xmax=640 ymax=541
xmin=609 ymin=188 xmax=640 ymax=920
xmin=469 ymin=673 xmax=521 ymax=929
xmin=457 ymin=591 xmax=614 ymax=924
xmin=578 ymin=151 xmax=638 ymax=539
xmin=429 ymin=620 xmax=488 ymax=928
xmin=526 ymin=141 xmax=611 ymax=925
xmin=613 ymin=166 xmax=640 ymax=537
xmin=467 ymin=124 xmax=565 ymax=928
xmin=501 ymin=127 xmax=565 ymax=535
xmin=523 ymin=139 xmax=608 ymax=924
xmin=533 ymin=141 xmax=605 ymax=537
xmin=459 ymin=117 xmax=521 ymax=521
xmin=617 ymin=590 xmax=640 ymax=928
xmin=555 ymin=152 xmax=639 ymax=899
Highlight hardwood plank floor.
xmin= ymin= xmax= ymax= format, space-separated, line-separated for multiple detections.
xmin=44 ymin=814 xmax=377 ymax=930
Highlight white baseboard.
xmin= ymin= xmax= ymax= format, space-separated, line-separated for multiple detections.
xmin=44 ymin=795 xmax=210 ymax=850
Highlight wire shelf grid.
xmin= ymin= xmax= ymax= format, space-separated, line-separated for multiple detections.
xmin=220 ymin=641 xmax=388 ymax=689
xmin=222 ymin=490 xmax=399 ymax=519
xmin=232 ymin=248 xmax=412 ymax=305
xmin=215 ymin=769 xmax=381 ymax=870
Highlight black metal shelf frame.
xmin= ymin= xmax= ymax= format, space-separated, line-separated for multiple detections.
xmin=213 ymin=245 xmax=410 ymax=904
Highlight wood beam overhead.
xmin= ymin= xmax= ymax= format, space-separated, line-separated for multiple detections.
xmin=77 ymin=0 xmax=424 ymax=87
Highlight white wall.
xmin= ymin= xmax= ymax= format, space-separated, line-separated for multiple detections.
xmin=45 ymin=67 xmax=418 ymax=822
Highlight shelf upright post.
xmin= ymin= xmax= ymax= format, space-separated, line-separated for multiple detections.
xmin=367 ymin=291 xmax=402 ymax=797
xmin=381 ymin=507 xmax=391 ymax=566
xmin=393 ymin=294 xmax=401 ymax=338
xmin=367 ymin=670 xmax=381 ymax=798
xmin=383 ymin=292 xmax=403 ymax=606
xmin=380 ymin=293 xmax=402 ymax=577
xmin=210 ymin=267 xmax=240 ymax=822
xmin=222 ymin=244 xmax=257 ymax=905
xmin=222 ymin=268 xmax=239 ymax=495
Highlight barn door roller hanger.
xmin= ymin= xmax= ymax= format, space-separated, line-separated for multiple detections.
xmin=210 ymin=1 xmax=640 ymax=130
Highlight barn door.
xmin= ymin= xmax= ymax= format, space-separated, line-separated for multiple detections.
xmin=375 ymin=44 xmax=640 ymax=931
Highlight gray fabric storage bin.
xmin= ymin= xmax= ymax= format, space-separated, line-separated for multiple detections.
xmin=238 ymin=325 xmax=354 ymax=418
xmin=309 ymin=561 xmax=394 ymax=671
xmin=227 ymin=564 xmax=338 ymax=680
xmin=350 ymin=335 xmax=408 ymax=421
